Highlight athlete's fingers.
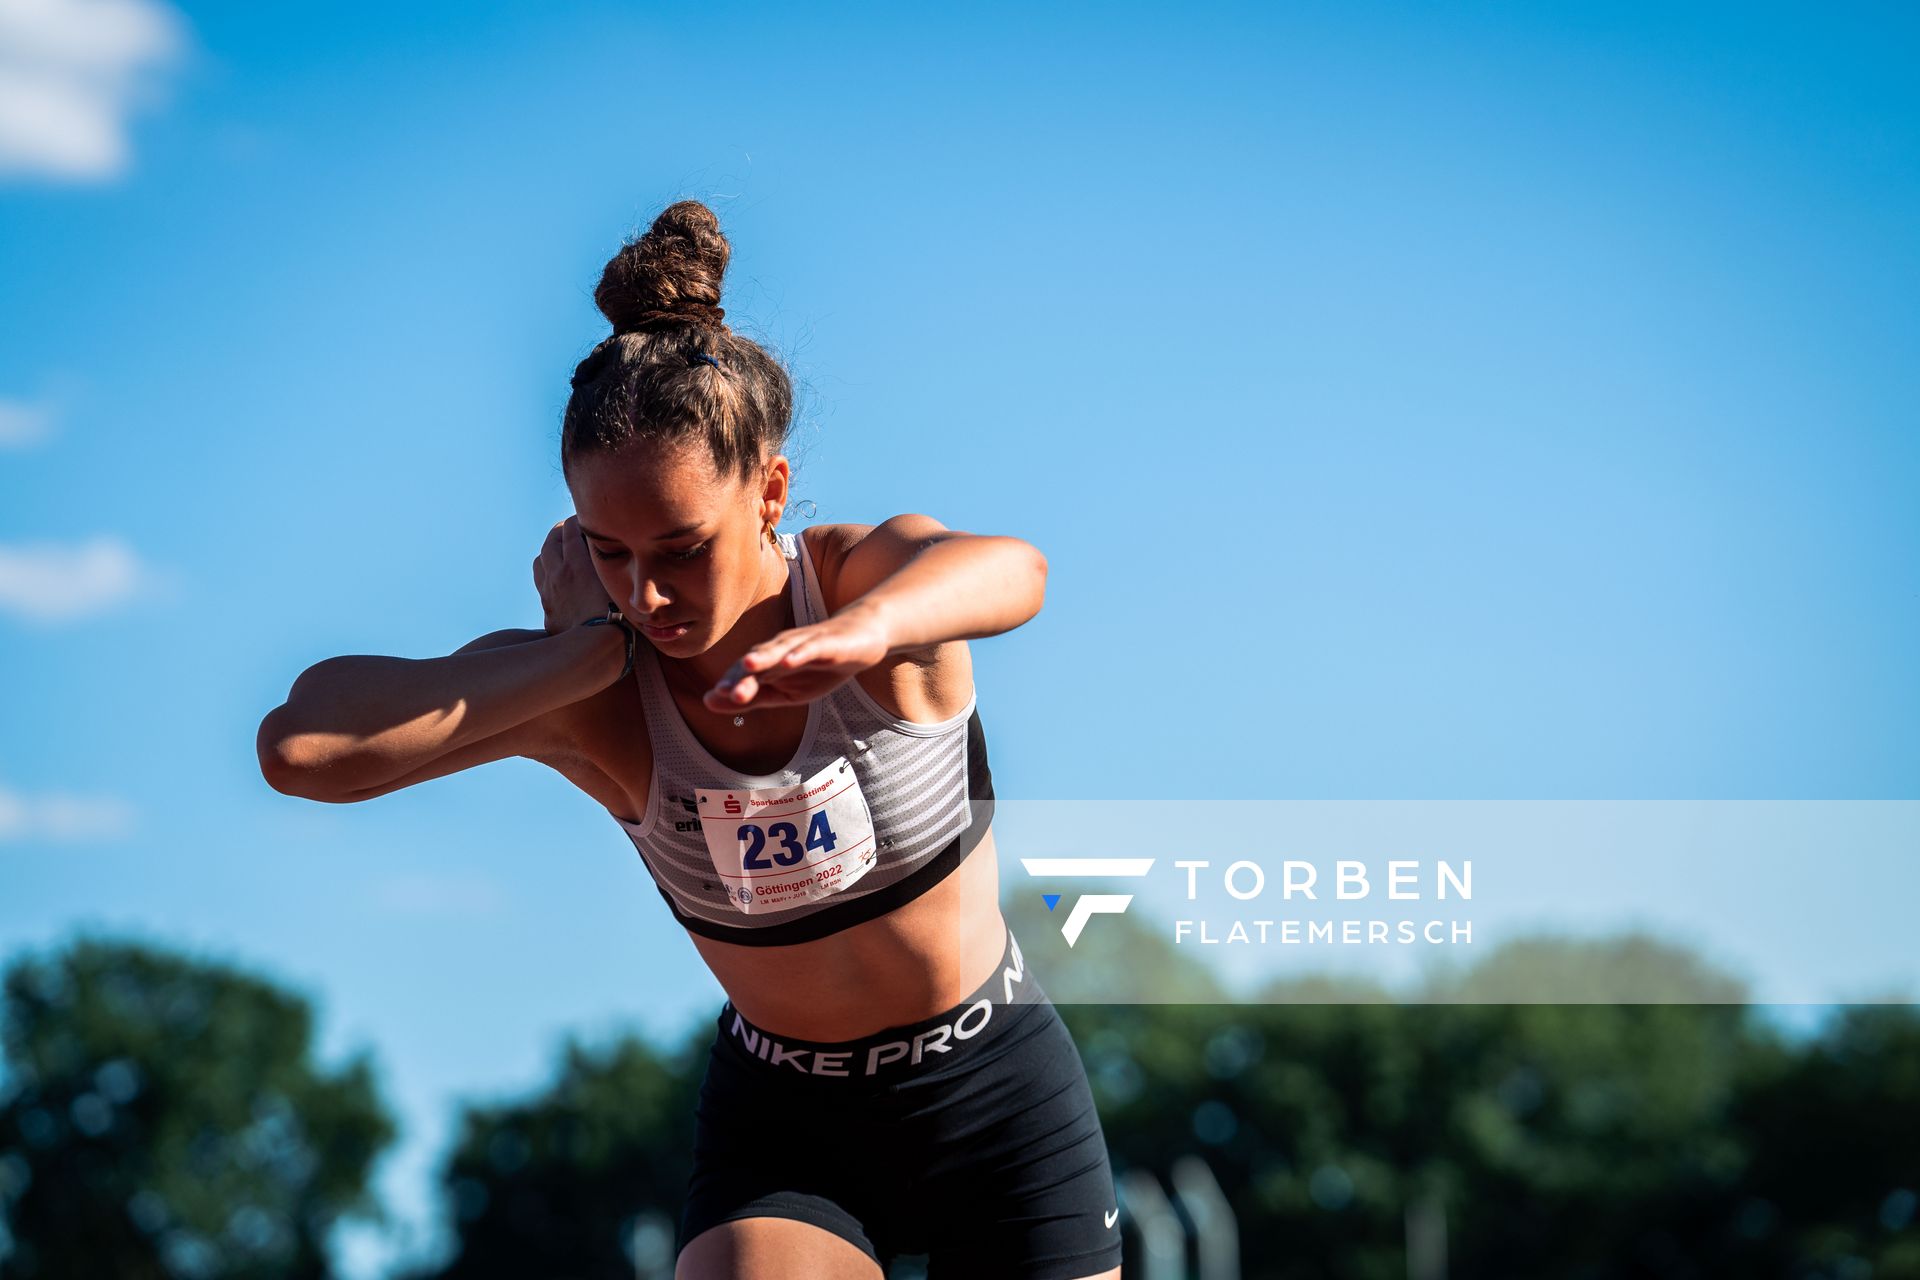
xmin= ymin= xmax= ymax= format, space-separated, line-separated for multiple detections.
xmin=781 ymin=641 xmax=855 ymax=670
xmin=743 ymin=631 xmax=810 ymax=671
xmin=713 ymin=680 xmax=826 ymax=712
xmin=702 ymin=673 xmax=762 ymax=714
xmin=708 ymin=629 xmax=862 ymax=708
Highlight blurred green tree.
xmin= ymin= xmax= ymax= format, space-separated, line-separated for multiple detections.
xmin=403 ymin=1026 xmax=708 ymax=1280
xmin=0 ymin=933 xmax=395 ymax=1279
xmin=1059 ymin=930 xmax=1920 ymax=1279
xmin=1728 ymin=1004 xmax=1920 ymax=1278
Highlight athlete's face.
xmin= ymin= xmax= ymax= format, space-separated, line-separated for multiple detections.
xmin=568 ymin=441 xmax=790 ymax=655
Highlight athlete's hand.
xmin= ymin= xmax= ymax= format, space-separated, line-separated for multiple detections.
xmin=704 ymin=611 xmax=892 ymax=714
xmin=533 ymin=515 xmax=617 ymax=635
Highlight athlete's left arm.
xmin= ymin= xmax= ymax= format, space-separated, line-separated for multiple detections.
xmin=833 ymin=514 xmax=1048 ymax=652
xmin=701 ymin=515 xmax=1046 ymax=713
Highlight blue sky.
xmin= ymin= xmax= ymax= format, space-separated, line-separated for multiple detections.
xmin=2 ymin=0 xmax=1917 ymax=1275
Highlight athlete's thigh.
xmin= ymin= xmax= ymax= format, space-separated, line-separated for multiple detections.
xmin=675 ymin=1216 xmax=885 ymax=1280
xmin=916 ymin=1001 xmax=1124 ymax=1278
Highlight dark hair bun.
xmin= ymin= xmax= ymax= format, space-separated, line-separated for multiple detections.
xmin=594 ymin=200 xmax=731 ymax=335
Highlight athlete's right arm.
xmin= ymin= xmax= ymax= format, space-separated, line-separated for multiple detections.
xmin=255 ymin=623 xmax=628 ymax=803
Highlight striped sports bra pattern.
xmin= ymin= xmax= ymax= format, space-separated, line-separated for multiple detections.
xmin=610 ymin=530 xmax=996 ymax=945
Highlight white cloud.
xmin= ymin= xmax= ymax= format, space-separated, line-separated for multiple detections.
xmin=0 ymin=534 xmax=166 ymax=623
xmin=0 ymin=396 xmax=56 ymax=447
xmin=0 ymin=780 xmax=136 ymax=842
xmin=0 ymin=0 xmax=187 ymax=182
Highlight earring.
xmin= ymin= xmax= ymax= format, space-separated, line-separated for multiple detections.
xmin=765 ymin=514 xmax=780 ymax=548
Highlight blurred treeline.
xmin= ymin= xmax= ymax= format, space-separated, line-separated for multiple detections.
xmin=1 ymin=903 xmax=1915 ymax=1280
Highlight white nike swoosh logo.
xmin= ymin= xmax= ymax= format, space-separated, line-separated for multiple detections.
xmin=1104 ymin=1207 xmax=1119 ymax=1228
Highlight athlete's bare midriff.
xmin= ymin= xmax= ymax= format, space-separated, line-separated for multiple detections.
xmin=564 ymin=611 xmax=1005 ymax=1043
xmin=692 ymin=828 xmax=1007 ymax=1041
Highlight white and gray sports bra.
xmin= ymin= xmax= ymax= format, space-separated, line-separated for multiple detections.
xmin=609 ymin=529 xmax=996 ymax=946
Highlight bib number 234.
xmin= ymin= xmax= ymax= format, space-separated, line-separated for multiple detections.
xmin=696 ymin=756 xmax=878 ymax=914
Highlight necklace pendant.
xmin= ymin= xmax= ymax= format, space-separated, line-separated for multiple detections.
xmin=732 ymin=715 xmax=746 ymax=727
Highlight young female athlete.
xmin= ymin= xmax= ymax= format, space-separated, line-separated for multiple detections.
xmin=257 ymin=200 xmax=1124 ymax=1280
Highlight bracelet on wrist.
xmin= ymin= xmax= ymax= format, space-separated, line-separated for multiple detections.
xmin=581 ymin=609 xmax=636 ymax=681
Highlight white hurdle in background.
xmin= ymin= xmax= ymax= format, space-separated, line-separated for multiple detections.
xmin=1119 ymin=1156 xmax=1242 ymax=1280
xmin=1405 ymin=1185 xmax=1449 ymax=1280
xmin=1171 ymin=1155 xmax=1241 ymax=1280
xmin=1118 ymin=1168 xmax=1186 ymax=1280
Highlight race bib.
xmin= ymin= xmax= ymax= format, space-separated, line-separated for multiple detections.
xmin=696 ymin=757 xmax=878 ymax=915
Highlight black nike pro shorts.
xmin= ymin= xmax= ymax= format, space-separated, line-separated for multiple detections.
xmin=677 ymin=923 xmax=1124 ymax=1278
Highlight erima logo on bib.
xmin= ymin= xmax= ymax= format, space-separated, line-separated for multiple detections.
xmin=696 ymin=756 xmax=878 ymax=914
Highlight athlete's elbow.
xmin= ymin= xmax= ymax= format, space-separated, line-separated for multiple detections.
xmin=260 ymin=749 xmax=327 ymax=800
xmin=256 ymin=709 xmax=363 ymax=801
xmin=257 ymin=734 xmax=331 ymax=801
xmin=1018 ymin=539 xmax=1047 ymax=621
xmin=258 ymin=708 xmax=301 ymax=791
xmin=260 ymin=757 xmax=373 ymax=804
xmin=989 ymin=539 xmax=1045 ymax=634
xmin=261 ymin=767 xmax=360 ymax=804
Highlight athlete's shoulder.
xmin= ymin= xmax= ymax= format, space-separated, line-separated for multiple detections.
xmin=802 ymin=515 xmax=965 ymax=617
